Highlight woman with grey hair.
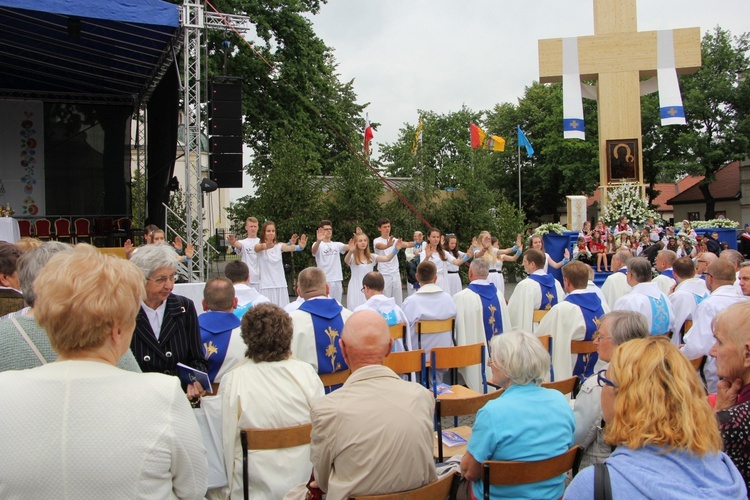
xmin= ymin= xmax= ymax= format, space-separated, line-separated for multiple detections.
xmin=129 ymin=244 xmax=207 ymax=399
xmin=0 ymin=242 xmax=141 ymax=372
xmin=460 ymin=330 xmax=575 ymax=499
xmin=573 ymin=310 xmax=649 ymax=469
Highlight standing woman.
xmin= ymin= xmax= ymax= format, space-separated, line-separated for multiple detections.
xmin=344 ymin=231 xmax=401 ymax=310
xmin=444 ymin=234 xmax=469 ymax=297
xmin=474 ymin=231 xmax=519 ymax=297
xmin=420 ymin=228 xmax=472 ymax=293
xmin=529 ymin=234 xmax=569 ymax=273
xmin=254 ymin=220 xmax=307 ymax=308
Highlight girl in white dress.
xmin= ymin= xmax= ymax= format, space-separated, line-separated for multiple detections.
xmin=420 ymin=228 xmax=470 ymax=292
xmin=345 ymin=231 xmax=401 ymax=310
xmin=529 ymin=234 xmax=569 ymax=273
xmin=444 ymin=234 xmax=469 ymax=297
xmin=473 ymin=231 xmax=521 ymax=297
xmin=254 ymin=221 xmax=307 ymax=308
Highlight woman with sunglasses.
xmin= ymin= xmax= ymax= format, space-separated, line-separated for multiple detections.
xmin=565 ymin=336 xmax=745 ymax=498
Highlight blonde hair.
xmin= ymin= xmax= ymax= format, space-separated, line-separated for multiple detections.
xmin=352 ymin=232 xmax=373 ymax=265
xmin=478 ymin=231 xmax=497 ymax=265
xmin=605 ymin=336 xmax=721 ymax=455
xmin=16 ymin=237 xmax=43 ymax=252
xmin=34 ymin=244 xmax=145 ymax=355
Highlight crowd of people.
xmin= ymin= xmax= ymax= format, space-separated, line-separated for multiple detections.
xmin=0 ymin=212 xmax=749 ymax=499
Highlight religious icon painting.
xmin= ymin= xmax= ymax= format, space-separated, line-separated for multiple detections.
xmin=606 ymin=139 xmax=639 ymax=183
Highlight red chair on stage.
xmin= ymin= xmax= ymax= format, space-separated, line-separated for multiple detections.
xmin=18 ymin=220 xmax=32 ymax=238
xmin=54 ymin=219 xmax=73 ymax=242
xmin=74 ymin=218 xmax=91 ymax=243
xmin=34 ymin=219 xmax=51 ymax=240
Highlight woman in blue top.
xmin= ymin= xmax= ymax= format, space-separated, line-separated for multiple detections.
xmin=460 ymin=330 xmax=574 ymax=499
xmin=565 ymin=336 xmax=746 ymax=499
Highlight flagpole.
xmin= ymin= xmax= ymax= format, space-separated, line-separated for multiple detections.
xmin=517 ymin=136 xmax=522 ymax=211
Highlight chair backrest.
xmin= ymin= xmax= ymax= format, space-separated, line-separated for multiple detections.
xmin=389 ymin=323 xmax=407 ymax=343
xmin=54 ymin=218 xmax=71 ymax=237
xmin=349 ymin=471 xmax=457 ymax=500
xmin=74 ymin=218 xmax=91 ymax=236
xmin=241 ymin=423 xmax=312 ymax=500
xmin=18 ymin=219 xmax=31 ymax=238
xmin=319 ymin=369 xmax=351 ymax=389
xmin=542 ymin=376 xmax=579 ymax=396
xmin=436 ymin=389 xmax=503 ymax=419
xmin=34 ymin=218 xmax=51 ymax=238
xmin=430 ymin=343 xmax=486 ymax=395
xmin=536 ymin=334 xmax=551 ymax=352
xmin=570 ymin=340 xmax=597 ymax=354
xmin=416 ymin=318 xmax=455 ymax=348
xmin=383 ymin=350 xmax=425 ymax=385
xmin=532 ymin=309 xmax=548 ymax=323
xmin=115 ymin=217 xmax=132 ymax=231
xmin=482 ymin=446 xmax=581 ymax=496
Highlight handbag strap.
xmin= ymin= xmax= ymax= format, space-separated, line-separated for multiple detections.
xmin=594 ymin=463 xmax=612 ymax=500
xmin=11 ymin=316 xmax=47 ymax=365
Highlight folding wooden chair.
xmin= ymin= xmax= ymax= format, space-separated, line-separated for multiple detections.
xmin=319 ymin=369 xmax=351 ymax=393
xmin=542 ymin=376 xmax=579 ymax=397
xmin=240 ymin=423 xmax=312 ymax=500
xmin=430 ymin=343 xmax=487 ymax=397
xmin=434 ymin=389 xmax=503 ymax=462
xmin=482 ymin=446 xmax=582 ymax=499
xmin=349 ymin=470 xmax=457 ymax=500
xmin=416 ymin=318 xmax=455 ymax=349
xmin=383 ymin=349 xmax=426 ymax=386
xmin=532 ymin=309 xmax=548 ymax=323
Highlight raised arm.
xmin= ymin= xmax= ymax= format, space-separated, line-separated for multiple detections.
xmin=281 ymin=233 xmax=306 ymax=253
xmin=311 ymin=227 xmax=324 ymax=255
xmin=374 ymin=235 xmax=395 ymax=250
xmin=344 ymin=237 xmax=356 ymax=265
xmin=374 ymin=239 xmax=402 ymax=262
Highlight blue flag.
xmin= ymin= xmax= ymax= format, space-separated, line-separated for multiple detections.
xmin=517 ymin=126 xmax=534 ymax=157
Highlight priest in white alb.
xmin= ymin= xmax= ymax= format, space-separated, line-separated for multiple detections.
xmin=600 ymin=250 xmax=632 ymax=309
xmin=508 ymin=248 xmax=565 ymax=333
xmin=452 ymin=258 xmax=511 ymax=392
xmin=668 ymin=256 xmax=709 ymax=346
xmin=613 ymin=257 xmax=674 ymax=336
xmin=354 ymin=271 xmax=411 ymax=352
xmin=652 ymin=249 xmax=677 ymax=296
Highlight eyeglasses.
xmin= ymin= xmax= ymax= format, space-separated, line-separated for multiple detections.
xmin=594 ymin=331 xmax=612 ymax=342
xmin=597 ymin=370 xmax=617 ymax=388
xmin=704 ymin=272 xmax=713 ymax=278
xmin=147 ymin=274 xmax=176 ymax=284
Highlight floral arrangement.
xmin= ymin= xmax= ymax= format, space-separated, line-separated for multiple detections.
xmin=534 ymin=223 xmax=566 ymax=236
xmin=691 ymin=219 xmax=739 ymax=229
xmin=601 ymin=182 xmax=661 ymax=228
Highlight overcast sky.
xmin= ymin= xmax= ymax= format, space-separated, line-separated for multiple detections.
xmin=229 ymin=0 xmax=750 ymax=200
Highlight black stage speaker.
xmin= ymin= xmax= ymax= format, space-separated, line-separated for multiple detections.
xmin=209 ymin=77 xmax=243 ymax=188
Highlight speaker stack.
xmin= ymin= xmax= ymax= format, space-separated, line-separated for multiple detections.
xmin=208 ymin=77 xmax=243 ymax=188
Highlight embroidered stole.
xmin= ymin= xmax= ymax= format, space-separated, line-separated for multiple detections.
xmin=648 ymin=295 xmax=671 ymax=335
xmin=564 ymin=293 xmax=604 ymax=381
xmin=199 ymin=311 xmax=241 ymax=382
xmin=660 ymin=269 xmax=674 ymax=280
xmin=299 ymin=299 xmax=348 ymax=375
xmin=468 ymin=283 xmax=503 ymax=348
xmin=233 ymin=302 xmax=252 ymax=319
xmin=527 ymin=273 xmax=559 ymax=310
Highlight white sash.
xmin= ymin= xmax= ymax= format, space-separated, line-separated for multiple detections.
xmin=563 ymin=37 xmax=586 ymax=140
xmin=657 ymin=30 xmax=687 ymax=126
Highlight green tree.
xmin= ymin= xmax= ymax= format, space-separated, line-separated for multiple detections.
xmin=676 ymin=27 xmax=750 ymax=218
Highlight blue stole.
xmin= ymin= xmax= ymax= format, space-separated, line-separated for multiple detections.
xmin=468 ymin=282 xmax=503 ymax=346
xmin=233 ymin=302 xmax=252 ymax=319
xmin=527 ymin=273 xmax=559 ymax=310
xmin=199 ymin=311 xmax=242 ymax=383
xmin=299 ymin=298 xmax=348 ymax=375
xmin=692 ymin=292 xmax=708 ymax=306
xmin=699 ymin=274 xmax=706 ymax=281
xmin=564 ymin=293 xmax=604 ymax=381
xmin=648 ymin=295 xmax=671 ymax=335
xmin=660 ymin=269 xmax=674 ymax=280
xmin=377 ymin=308 xmax=399 ymax=326
xmin=618 ymin=268 xmax=628 ymax=275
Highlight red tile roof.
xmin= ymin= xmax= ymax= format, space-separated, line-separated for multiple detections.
xmin=667 ymin=161 xmax=740 ymax=204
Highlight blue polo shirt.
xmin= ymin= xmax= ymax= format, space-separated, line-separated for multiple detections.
xmin=468 ymin=383 xmax=574 ymax=499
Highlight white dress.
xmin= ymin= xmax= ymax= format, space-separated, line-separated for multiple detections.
xmin=219 ymin=357 xmax=324 ymax=500
xmin=0 ymin=360 xmax=207 ymax=499
xmin=419 ymin=250 xmax=450 ymax=290
xmin=445 ymin=251 xmax=464 ymax=297
xmin=257 ymin=243 xmax=289 ymax=307
xmin=346 ymin=255 xmax=377 ymax=310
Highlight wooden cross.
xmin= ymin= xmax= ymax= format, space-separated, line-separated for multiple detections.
xmin=538 ymin=0 xmax=701 ymax=201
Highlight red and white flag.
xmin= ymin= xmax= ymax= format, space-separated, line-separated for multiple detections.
xmin=364 ymin=113 xmax=374 ymax=155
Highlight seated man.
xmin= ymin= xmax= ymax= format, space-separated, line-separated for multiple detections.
xmin=508 ymin=248 xmax=565 ymax=332
xmin=682 ymin=259 xmax=746 ymax=393
xmin=453 ymin=258 xmax=511 ymax=391
xmin=669 ymin=256 xmax=709 ymax=346
xmin=538 ymin=260 xmax=610 ymax=382
xmin=354 ymin=271 xmax=410 ymax=351
xmin=224 ymin=260 xmax=270 ymax=319
xmin=600 ymin=250 xmax=632 ymax=308
xmin=719 ymin=249 xmax=745 ymax=297
xmin=308 ymin=310 xmax=437 ymax=498
xmin=198 ymin=277 xmax=244 ymax=386
xmin=402 ymin=261 xmax=456 ymax=384
xmin=0 ymin=242 xmax=23 ymax=316
xmin=613 ymin=257 xmax=675 ymax=336
xmin=652 ymin=249 xmax=677 ymax=295
xmin=711 ymin=301 xmax=750 ymax=494
xmin=289 ymin=267 xmax=352 ymax=375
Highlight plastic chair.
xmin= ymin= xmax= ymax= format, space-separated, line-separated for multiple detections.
xmin=542 ymin=376 xmax=579 ymax=397
xmin=435 ymin=389 xmax=503 ymax=462
xmin=73 ymin=218 xmax=91 ymax=243
xmin=349 ymin=470 xmax=457 ymax=500
xmin=383 ymin=349 xmax=426 ymax=386
xmin=17 ymin=219 xmax=31 ymax=238
xmin=482 ymin=446 xmax=582 ymax=499
xmin=416 ymin=318 xmax=456 ymax=349
xmin=54 ymin=218 xmax=72 ymax=242
xmin=34 ymin=219 xmax=51 ymax=240
xmin=430 ymin=343 xmax=487 ymax=397
xmin=240 ymin=423 xmax=312 ymax=500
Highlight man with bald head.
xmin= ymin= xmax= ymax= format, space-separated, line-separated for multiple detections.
xmin=198 ymin=277 xmax=243 ymax=386
xmin=653 ymin=249 xmax=677 ymax=295
xmin=696 ymin=251 xmax=718 ymax=280
xmin=682 ymin=259 xmax=747 ymax=393
xmin=289 ymin=267 xmax=352 ymax=376
xmin=308 ymin=310 xmax=437 ymax=499
xmin=600 ymin=250 xmax=632 ymax=309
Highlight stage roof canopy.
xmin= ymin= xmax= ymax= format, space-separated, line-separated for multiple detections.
xmin=0 ymin=0 xmax=180 ymax=106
